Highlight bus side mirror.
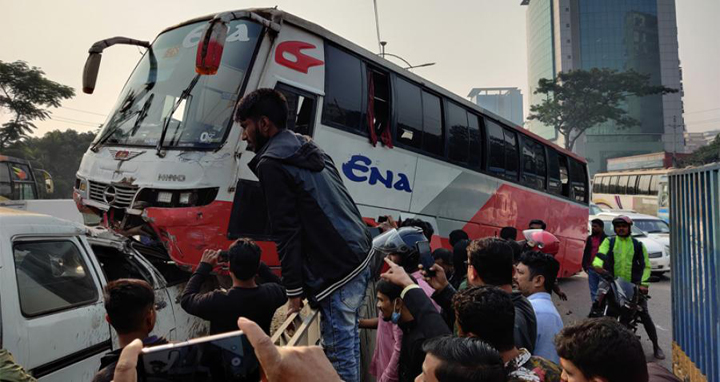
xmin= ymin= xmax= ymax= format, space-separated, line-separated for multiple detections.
xmin=83 ymin=53 xmax=102 ymax=94
xmin=45 ymin=178 xmax=54 ymax=195
xmin=196 ymin=19 xmax=228 ymax=75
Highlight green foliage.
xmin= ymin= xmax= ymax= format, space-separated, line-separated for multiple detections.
xmin=0 ymin=61 xmax=75 ymax=148
xmin=5 ymin=130 xmax=96 ymax=198
xmin=527 ymin=68 xmax=677 ymax=151
xmin=680 ymin=134 xmax=720 ymax=167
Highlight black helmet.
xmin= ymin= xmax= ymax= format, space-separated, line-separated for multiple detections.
xmin=372 ymin=226 xmax=429 ymax=264
xmin=612 ymin=215 xmax=633 ymax=226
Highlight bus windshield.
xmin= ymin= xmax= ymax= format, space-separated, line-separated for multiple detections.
xmin=96 ymin=19 xmax=262 ymax=149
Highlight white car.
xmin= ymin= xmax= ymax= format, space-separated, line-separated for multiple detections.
xmin=591 ymin=215 xmax=670 ymax=277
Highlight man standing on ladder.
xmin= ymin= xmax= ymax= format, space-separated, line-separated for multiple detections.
xmin=235 ymin=88 xmax=372 ymax=382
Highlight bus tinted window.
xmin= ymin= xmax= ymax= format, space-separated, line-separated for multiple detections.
xmin=638 ymin=175 xmax=651 ymax=195
xmin=521 ymin=136 xmax=546 ymax=190
xmin=0 ymin=163 xmax=10 ymax=199
xmin=618 ymin=176 xmax=629 ymax=194
xmin=468 ymin=114 xmax=482 ymax=170
xmin=276 ymin=83 xmax=316 ymax=136
xmin=569 ymin=159 xmax=588 ymax=203
xmin=487 ymin=120 xmax=505 ymax=176
xmin=627 ymin=175 xmax=637 ymax=194
xmin=395 ymin=78 xmax=423 ymax=149
xmin=609 ymin=176 xmax=619 ymax=194
xmin=649 ymin=175 xmax=659 ymax=195
xmin=600 ymin=176 xmax=610 ymax=193
xmin=422 ymin=91 xmax=444 ymax=156
xmin=504 ymin=130 xmax=519 ymax=181
xmin=322 ymin=44 xmax=364 ymax=132
xmin=446 ymin=102 xmax=469 ymax=164
xmin=547 ymin=149 xmax=562 ymax=195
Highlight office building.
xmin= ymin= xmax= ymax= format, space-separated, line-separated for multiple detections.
xmin=684 ymin=129 xmax=720 ymax=154
xmin=521 ymin=0 xmax=685 ymax=174
xmin=467 ymin=87 xmax=524 ymax=126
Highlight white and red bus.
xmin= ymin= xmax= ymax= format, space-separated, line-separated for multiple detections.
xmin=74 ymin=9 xmax=589 ymax=277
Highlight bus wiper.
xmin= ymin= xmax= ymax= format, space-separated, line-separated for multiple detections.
xmin=156 ymin=73 xmax=201 ymax=157
xmin=91 ymin=50 xmax=158 ymax=153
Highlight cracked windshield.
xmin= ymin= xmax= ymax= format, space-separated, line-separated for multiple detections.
xmin=97 ymin=19 xmax=262 ymax=148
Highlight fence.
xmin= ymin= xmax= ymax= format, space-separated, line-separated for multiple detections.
xmin=669 ymin=163 xmax=720 ymax=382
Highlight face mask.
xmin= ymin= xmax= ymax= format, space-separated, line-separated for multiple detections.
xmin=391 ymin=300 xmax=401 ymax=324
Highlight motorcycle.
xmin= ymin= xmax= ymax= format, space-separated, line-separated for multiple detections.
xmin=588 ymin=270 xmax=648 ymax=333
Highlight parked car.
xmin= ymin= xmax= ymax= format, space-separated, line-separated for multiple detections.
xmin=591 ymin=215 xmax=670 ymax=277
xmin=0 ymin=207 xmax=208 ymax=381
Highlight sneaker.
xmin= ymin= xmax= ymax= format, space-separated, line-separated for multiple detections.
xmin=653 ymin=346 xmax=666 ymax=360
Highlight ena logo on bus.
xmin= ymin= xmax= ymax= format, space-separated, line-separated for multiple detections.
xmin=342 ymin=155 xmax=412 ymax=193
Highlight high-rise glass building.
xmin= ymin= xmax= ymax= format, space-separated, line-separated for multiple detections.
xmin=521 ymin=0 xmax=685 ymax=174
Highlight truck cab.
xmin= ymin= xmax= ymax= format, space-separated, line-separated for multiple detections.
xmin=0 ymin=208 xmax=207 ymax=381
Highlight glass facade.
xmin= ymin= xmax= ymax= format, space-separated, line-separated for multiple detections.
xmin=578 ymin=0 xmax=666 ymax=174
xmin=525 ymin=0 xmax=556 ymax=139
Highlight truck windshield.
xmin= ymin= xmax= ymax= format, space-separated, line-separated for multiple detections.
xmin=96 ymin=19 xmax=262 ymax=149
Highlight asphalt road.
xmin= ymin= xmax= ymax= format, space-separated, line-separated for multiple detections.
xmin=553 ymin=271 xmax=673 ymax=370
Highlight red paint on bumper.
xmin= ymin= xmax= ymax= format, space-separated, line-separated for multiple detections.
xmin=144 ymin=201 xmax=279 ymax=270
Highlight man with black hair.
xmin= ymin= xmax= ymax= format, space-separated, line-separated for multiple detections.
xmin=380 ymin=260 xmax=451 ymax=382
xmin=417 ymin=336 xmax=506 ymax=382
xmin=401 ymin=218 xmax=435 ymax=242
xmin=424 ymin=238 xmax=537 ymax=353
xmin=432 ymin=248 xmax=454 ymax=280
xmin=453 ymin=286 xmax=561 ymax=382
xmin=555 ymin=318 xmax=648 ymax=382
xmin=529 ymin=219 xmax=547 ymax=230
xmin=514 ymin=251 xmax=563 ymax=363
xmin=93 ymin=279 xmax=167 ymax=382
xmin=583 ymin=219 xmax=607 ymax=302
xmin=181 ymin=239 xmax=287 ymax=335
xmin=500 ymin=226 xmax=523 ymax=264
xmin=236 ymin=88 xmax=372 ymax=382
xmin=448 ymin=229 xmax=469 ymax=248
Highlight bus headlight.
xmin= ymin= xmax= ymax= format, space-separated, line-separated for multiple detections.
xmin=157 ymin=191 xmax=173 ymax=204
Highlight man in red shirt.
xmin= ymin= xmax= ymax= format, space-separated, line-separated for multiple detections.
xmin=582 ymin=219 xmax=607 ymax=303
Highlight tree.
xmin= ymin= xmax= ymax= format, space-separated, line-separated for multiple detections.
xmin=0 ymin=60 xmax=75 ymax=149
xmin=680 ymin=134 xmax=720 ymax=167
xmin=527 ymin=68 xmax=677 ymax=151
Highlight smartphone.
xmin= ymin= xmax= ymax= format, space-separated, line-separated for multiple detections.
xmin=378 ymin=215 xmax=389 ymax=223
xmin=138 ymin=330 xmax=258 ymax=382
xmin=218 ymin=250 xmax=230 ymax=262
xmin=417 ymin=241 xmax=435 ymax=277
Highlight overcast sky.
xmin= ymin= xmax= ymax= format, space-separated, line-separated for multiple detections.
xmin=1 ymin=0 xmax=718 ymax=136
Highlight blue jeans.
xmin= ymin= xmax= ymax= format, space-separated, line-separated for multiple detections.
xmin=317 ymin=266 xmax=371 ymax=382
xmin=588 ymin=268 xmax=601 ymax=302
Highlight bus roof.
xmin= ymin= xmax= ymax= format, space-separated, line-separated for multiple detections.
xmin=161 ymin=8 xmax=587 ymax=164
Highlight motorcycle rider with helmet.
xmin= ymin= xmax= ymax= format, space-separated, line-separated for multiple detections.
xmin=592 ymin=215 xmax=665 ymax=360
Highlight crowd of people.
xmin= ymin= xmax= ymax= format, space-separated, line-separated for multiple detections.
xmin=0 ymin=88 xmax=679 ymax=382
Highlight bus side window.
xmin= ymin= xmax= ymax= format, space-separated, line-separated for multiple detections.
xmin=649 ymin=175 xmax=659 ymax=196
xmin=520 ymin=136 xmax=546 ymax=190
xmin=446 ymin=101 xmax=470 ymax=165
xmin=468 ymin=113 xmax=483 ymax=170
xmin=618 ymin=175 xmax=629 ymax=195
xmin=0 ymin=162 xmax=11 ymax=199
xmin=276 ymin=83 xmax=317 ymax=137
xmin=394 ymin=77 xmax=423 ymax=149
xmin=569 ymin=158 xmax=588 ymax=203
xmin=368 ymin=68 xmax=390 ymax=142
xmin=627 ymin=175 xmax=637 ymax=194
xmin=600 ymin=176 xmax=610 ymax=194
xmin=421 ymin=91 xmax=444 ymax=156
xmin=609 ymin=176 xmax=619 ymax=194
xmin=638 ymin=175 xmax=651 ymax=195
xmin=547 ymin=149 xmax=563 ymax=196
xmin=322 ymin=43 xmax=364 ymax=134
xmin=558 ymin=154 xmax=570 ymax=197
xmin=504 ymin=129 xmax=519 ymax=181
xmin=486 ymin=120 xmax=505 ymax=177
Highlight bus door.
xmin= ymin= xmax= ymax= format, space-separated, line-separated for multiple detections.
xmin=226 ymin=83 xmax=319 ymax=244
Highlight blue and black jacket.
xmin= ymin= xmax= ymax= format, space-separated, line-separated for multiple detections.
xmin=249 ymin=130 xmax=372 ymax=302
